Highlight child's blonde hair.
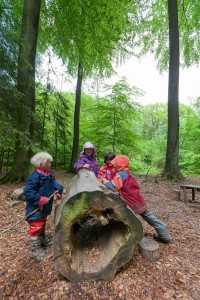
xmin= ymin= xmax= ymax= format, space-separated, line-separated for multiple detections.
xmin=30 ymin=152 xmax=53 ymax=167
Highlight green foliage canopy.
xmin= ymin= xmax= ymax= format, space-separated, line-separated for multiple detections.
xmin=40 ymin=0 xmax=136 ymax=77
xmin=128 ymin=0 xmax=200 ymax=71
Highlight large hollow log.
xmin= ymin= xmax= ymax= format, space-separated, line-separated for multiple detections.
xmin=53 ymin=169 xmax=143 ymax=281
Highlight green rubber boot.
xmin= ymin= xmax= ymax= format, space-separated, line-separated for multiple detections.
xmin=30 ymin=238 xmax=47 ymax=262
xmin=40 ymin=231 xmax=52 ymax=247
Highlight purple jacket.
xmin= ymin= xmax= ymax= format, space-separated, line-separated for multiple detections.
xmin=74 ymin=153 xmax=99 ymax=176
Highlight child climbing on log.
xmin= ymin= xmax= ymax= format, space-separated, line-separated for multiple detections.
xmin=98 ymin=151 xmax=116 ymax=181
xmin=24 ymin=152 xmax=63 ymax=262
xmin=74 ymin=141 xmax=99 ymax=176
xmin=99 ymin=155 xmax=171 ymax=244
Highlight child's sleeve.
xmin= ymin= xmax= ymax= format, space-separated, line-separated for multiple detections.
xmin=105 ymin=174 xmax=123 ymax=191
xmin=97 ymin=165 xmax=106 ymax=179
xmin=90 ymin=160 xmax=99 ymax=176
xmin=24 ymin=173 xmax=41 ymax=205
xmin=54 ymin=180 xmax=63 ymax=195
xmin=105 ymin=181 xmax=116 ymax=191
xmin=74 ymin=156 xmax=86 ymax=170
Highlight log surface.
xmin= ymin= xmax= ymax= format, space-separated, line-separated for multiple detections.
xmin=54 ymin=169 xmax=143 ymax=281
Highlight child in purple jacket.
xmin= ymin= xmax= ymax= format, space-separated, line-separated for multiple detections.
xmin=74 ymin=142 xmax=99 ymax=176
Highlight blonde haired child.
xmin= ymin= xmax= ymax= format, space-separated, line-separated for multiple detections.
xmin=24 ymin=152 xmax=63 ymax=262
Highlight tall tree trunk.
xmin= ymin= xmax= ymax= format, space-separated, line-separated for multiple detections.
xmin=69 ymin=62 xmax=83 ymax=172
xmin=54 ymin=103 xmax=59 ymax=171
xmin=162 ymin=0 xmax=181 ymax=179
xmin=0 ymin=0 xmax=41 ymax=183
xmin=113 ymin=100 xmax=116 ymax=153
xmin=54 ymin=122 xmax=58 ymax=171
xmin=0 ymin=148 xmax=4 ymax=173
xmin=40 ymin=50 xmax=51 ymax=148
xmin=6 ymin=151 xmax=10 ymax=173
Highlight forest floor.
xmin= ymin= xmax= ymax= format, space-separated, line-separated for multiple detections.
xmin=0 ymin=171 xmax=200 ymax=300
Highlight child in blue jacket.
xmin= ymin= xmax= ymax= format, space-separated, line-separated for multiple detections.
xmin=24 ymin=152 xmax=63 ymax=262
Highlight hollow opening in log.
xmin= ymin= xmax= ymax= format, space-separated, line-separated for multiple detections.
xmin=69 ymin=208 xmax=129 ymax=274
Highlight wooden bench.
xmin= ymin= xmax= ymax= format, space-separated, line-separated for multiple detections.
xmin=180 ymin=184 xmax=200 ymax=202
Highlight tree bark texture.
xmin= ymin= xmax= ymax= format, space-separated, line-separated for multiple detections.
xmin=69 ymin=62 xmax=82 ymax=172
xmin=53 ymin=169 xmax=143 ymax=281
xmin=1 ymin=0 xmax=41 ymax=183
xmin=163 ymin=0 xmax=181 ymax=178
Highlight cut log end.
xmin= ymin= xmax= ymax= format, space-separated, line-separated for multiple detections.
xmin=70 ymin=211 xmax=129 ymax=273
xmin=53 ymin=170 xmax=143 ymax=281
xmin=10 ymin=187 xmax=25 ymax=201
xmin=139 ymin=237 xmax=160 ymax=262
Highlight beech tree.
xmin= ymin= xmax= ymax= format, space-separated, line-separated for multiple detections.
xmin=162 ymin=0 xmax=181 ymax=178
xmin=0 ymin=0 xmax=22 ymax=168
xmin=1 ymin=0 xmax=41 ymax=183
xmin=94 ymin=79 xmax=143 ymax=154
xmin=69 ymin=63 xmax=83 ymax=172
xmin=40 ymin=0 xmax=135 ymax=172
xmin=128 ymin=0 xmax=200 ymax=178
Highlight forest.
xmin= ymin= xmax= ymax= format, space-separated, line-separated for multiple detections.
xmin=0 ymin=0 xmax=199 ymax=182
xmin=1 ymin=0 xmax=200 ymax=299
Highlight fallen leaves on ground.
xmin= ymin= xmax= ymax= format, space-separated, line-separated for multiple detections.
xmin=0 ymin=171 xmax=200 ymax=300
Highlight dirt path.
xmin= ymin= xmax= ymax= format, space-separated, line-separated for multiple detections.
xmin=0 ymin=172 xmax=200 ymax=299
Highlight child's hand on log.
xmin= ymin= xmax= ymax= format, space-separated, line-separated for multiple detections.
xmin=83 ymin=164 xmax=90 ymax=169
xmin=98 ymin=176 xmax=103 ymax=182
xmin=101 ymin=178 xmax=109 ymax=185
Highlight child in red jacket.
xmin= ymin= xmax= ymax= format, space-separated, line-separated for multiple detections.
xmin=100 ymin=155 xmax=171 ymax=243
xmin=98 ymin=151 xmax=116 ymax=181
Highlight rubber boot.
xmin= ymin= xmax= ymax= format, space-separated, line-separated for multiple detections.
xmin=153 ymin=233 xmax=172 ymax=244
xmin=30 ymin=238 xmax=47 ymax=262
xmin=140 ymin=210 xmax=172 ymax=244
xmin=40 ymin=231 xmax=52 ymax=247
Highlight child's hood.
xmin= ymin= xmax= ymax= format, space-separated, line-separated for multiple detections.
xmin=110 ymin=155 xmax=130 ymax=172
xmin=82 ymin=141 xmax=96 ymax=156
xmin=83 ymin=141 xmax=95 ymax=150
xmin=36 ymin=168 xmax=51 ymax=176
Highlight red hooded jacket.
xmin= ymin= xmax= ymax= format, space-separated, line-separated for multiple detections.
xmin=106 ymin=155 xmax=147 ymax=214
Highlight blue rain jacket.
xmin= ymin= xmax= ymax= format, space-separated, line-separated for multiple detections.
xmin=24 ymin=170 xmax=63 ymax=221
